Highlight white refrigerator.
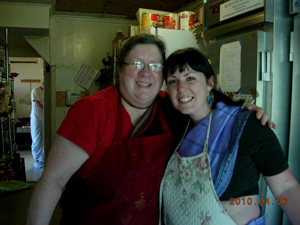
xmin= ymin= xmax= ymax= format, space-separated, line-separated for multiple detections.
xmin=143 ymin=27 xmax=200 ymax=57
xmin=143 ymin=27 xmax=200 ymax=90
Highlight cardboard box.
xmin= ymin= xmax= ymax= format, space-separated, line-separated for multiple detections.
xmin=142 ymin=14 xmax=160 ymax=32
xmin=128 ymin=25 xmax=139 ymax=37
xmin=136 ymin=8 xmax=174 ymax=32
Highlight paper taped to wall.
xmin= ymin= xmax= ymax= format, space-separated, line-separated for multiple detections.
xmin=75 ymin=64 xmax=98 ymax=90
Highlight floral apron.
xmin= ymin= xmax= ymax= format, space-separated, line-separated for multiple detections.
xmin=60 ymin=96 xmax=174 ymax=225
xmin=160 ymin=112 xmax=237 ymax=225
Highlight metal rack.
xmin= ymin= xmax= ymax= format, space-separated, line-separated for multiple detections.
xmin=0 ymin=28 xmax=21 ymax=181
xmin=1 ymin=28 xmax=16 ymax=155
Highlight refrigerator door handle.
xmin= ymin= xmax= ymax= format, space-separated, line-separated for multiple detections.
xmin=290 ymin=31 xmax=294 ymax=62
xmin=260 ymin=51 xmax=272 ymax=81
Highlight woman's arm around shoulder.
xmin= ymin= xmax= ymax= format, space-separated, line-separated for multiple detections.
xmin=26 ymin=135 xmax=89 ymax=225
xmin=265 ymin=168 xmax=300 ymax=225
xmin=244 ymin=104 xmax=277 ymax=129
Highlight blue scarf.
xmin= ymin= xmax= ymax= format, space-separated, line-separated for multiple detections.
xmin=178 ymin=102 xmax=251 ymax=197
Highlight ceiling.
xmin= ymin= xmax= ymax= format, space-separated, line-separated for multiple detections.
xmin=0 ymin=0 xmax=198 ymax=57
xmin=55 ymin=0 xmax=197 ymax=19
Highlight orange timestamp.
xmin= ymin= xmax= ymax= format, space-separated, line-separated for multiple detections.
xmin=229 ymin=197 xmax=288 ymax=206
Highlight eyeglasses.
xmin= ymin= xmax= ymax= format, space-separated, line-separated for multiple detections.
xmin=124 ymin=61 xmax=163 ymax=72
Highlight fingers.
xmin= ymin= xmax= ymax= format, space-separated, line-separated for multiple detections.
xmin=255 ymin=108 xmax=264 ymax=121
xmin=267 ymin=119 xmax=277 ymax=129
xmin=260 ymin=113 xmax=268 ymax=126
xmin=255 ymin=108 xmax=277 ymax=129
xmin=245 ymin=104 xmax=264 ymax=117
xmin=244 ymin=104 xmax=255 ymax=111
xmin=244 ymin=104 xmax=276 ymax=129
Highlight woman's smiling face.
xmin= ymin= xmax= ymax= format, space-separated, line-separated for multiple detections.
xmin=118 ymin=44 xmax=163 ymax=107
xmin=166 ymin=66 xmax=214 ymax=123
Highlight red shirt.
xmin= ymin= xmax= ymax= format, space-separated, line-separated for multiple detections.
xmin=57 ymin=85 xmax=175 ymax=224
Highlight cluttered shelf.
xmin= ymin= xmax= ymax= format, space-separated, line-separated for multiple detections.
xmin=1 ymin=29 xmax=26 ymax=183
xmin=0 ymin=117 xmax=27 ymax=182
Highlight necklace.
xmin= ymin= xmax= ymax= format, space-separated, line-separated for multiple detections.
xmin=122 ymin=97 xmax=151 ymax=110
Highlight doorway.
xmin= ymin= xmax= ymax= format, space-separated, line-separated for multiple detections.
xmin=0 ymin=26 xmax=50 ymax=182
xmin=10 ymin=57 xmax=45 ymax=182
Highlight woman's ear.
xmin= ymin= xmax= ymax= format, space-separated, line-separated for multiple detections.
xmin=207 ymin=76 xmax=215 ymax=90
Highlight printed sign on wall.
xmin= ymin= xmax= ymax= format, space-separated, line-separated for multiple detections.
xmin=220 ymin=0 xmax=264 ymax=21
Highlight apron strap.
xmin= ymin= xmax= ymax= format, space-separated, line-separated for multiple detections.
xmin=130 ymin=103 xmax=155 ymax=138
xmin=203 ymin=111 xmax=213 ymax=153
xmin=115 ymin=85 xmax=155 ymax=138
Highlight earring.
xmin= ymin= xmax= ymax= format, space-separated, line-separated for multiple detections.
xmin=207 ymin=95 xmax=211 ymax=105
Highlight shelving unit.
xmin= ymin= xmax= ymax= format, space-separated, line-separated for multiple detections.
xmin=0 ymin=28 xmax=24 ymax=182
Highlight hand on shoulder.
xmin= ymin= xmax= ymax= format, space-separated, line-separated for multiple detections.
xmin=244 ymin=104 xmax=277 ymax=129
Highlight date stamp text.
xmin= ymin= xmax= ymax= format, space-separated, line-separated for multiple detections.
xmin=229 ymin=197 xmax=287 ymax=206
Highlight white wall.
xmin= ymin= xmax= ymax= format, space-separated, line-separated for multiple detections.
xmin=10 ymin=57 xmax=44 ymax=120
xmin=0 ymin=2 xmax=51 ymax=28
xmin=49 ymin=15 xmax=137 ymax=130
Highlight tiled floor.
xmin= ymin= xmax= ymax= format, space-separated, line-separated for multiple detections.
xmin=17 ymin=149 xmax=43 ymax=182
xmin=0 ymin=150 xmax=62 ymax=225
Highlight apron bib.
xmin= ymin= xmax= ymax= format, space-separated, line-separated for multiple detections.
xmin=75 ymin=95 xmax=174 ymax=224
xmin=161 ymin=112 xmax=236 ymax=225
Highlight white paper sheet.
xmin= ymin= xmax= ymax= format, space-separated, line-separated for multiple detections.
xmin=219 ymin=41 xmax=241 ymax=92
xmin=75 ymin=64 xmax=98 ymax=90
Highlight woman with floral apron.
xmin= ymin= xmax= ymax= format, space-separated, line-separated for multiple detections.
xmin=161 ymin=112 xmax=237 ymax=224
xmin=160 ymin=48 xmax=300 ymax=225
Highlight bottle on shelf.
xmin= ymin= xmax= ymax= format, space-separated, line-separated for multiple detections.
xmin=112 ymin=30 xmax=126 ymax=84
xmin=112 ymin=30 xmax=126 ymax=58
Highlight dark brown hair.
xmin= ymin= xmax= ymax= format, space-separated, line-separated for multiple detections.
xmin=164 ymin=48 xmax=243 ymax=108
